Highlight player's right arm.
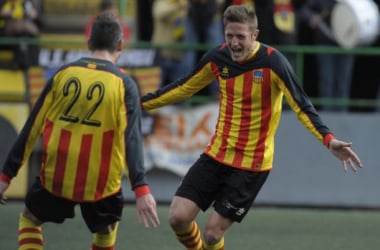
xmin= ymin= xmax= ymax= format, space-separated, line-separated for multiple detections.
xmin=122 ymin=75 xmax=160 ymax=227
xmin=0 ymin=79 xmax=54 ymax=195
xmin=141 ymin=49 xmax=216 ymax=110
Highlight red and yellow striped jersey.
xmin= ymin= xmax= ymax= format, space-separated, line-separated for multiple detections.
xmin=142 ymin=42 xmax=333 ymax=172
xmin=2 ymin=58 xmax=147 ymax=201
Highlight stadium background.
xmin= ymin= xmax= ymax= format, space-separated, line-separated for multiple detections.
xmin=0 ymin=0 xmax=379 ymax=209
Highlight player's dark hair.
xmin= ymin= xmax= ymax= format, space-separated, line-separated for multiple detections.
xmin=100 ymin=0 xmax=115 ymax=11
xmin=88 ymin=12 xmax=123 ymax=52
xmin=223 ymin=4 xmax=258 ymax=31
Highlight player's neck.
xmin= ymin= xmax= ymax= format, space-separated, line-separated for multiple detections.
xmin=91 ymin=50 xmax=119 ymax=64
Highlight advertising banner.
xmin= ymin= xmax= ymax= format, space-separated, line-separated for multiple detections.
xmin=143 ymin=103 xmax=218 ymax=176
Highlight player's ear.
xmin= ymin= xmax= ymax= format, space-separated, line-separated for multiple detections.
xmin=117 ymin=39 xmax=123 ymax=52
xmin=87 ymin=40 xmax=92 ymax=51
xmin=253 ymin=29 xmax=259 ymax=40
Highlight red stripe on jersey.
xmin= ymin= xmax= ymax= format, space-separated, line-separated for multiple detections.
xmin=95 ymin=130 xmax=114 ymax=200
xmin=52 ymin=129 xmax=71 ymax=194
xmin=73 ymin=134 xmax=93 ymax=201
xmin=41 ymin=120 xmax=54 ymax=185
xmin=216 ymin=78 xmax=235 ymax=160
xmin=232 ymin=71 xmax=253 ymax=166
xmin=252 ymin=68 xmax=271 ymax=166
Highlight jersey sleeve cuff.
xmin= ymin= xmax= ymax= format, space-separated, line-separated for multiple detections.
xmin=134 ymin=185 xmax=151 ymax=198
xmin=0 ymin=173 xmax=11 ymax=184
xmin=323 ymin=133 xmax=336 ymax=148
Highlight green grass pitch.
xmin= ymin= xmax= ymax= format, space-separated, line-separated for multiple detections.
xmin=1 ymin=201 xmax=380 ymax=249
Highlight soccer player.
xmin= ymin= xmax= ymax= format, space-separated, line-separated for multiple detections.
xmin=0 ymin=13 xmax=160 ymax=250
xmin=141 ymin=5 xmax=362 ymax=250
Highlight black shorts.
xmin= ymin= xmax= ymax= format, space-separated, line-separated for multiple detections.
xmin=175 ymin=153 xmax=270 ymax=222
xmin=25 ymin=177 xmax=124 ymax=233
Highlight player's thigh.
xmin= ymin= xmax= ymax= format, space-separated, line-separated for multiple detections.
xmin=80 ymin=191 xmax=124 ymax=233
xmin=25 ymin=177 xmax=77 ymax=223
xmin=174 ymin=154 xmax=222 ymax=211
xmin=214 ymin=169 xmax=270 ymax=222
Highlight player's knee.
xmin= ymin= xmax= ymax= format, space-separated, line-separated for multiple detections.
xmin=22 ymin=206 xmax=43 ymax=226
xmin=96 ymin=222 xmax=117 ymax=234
xmin=168 ymin=209 xmax=188 ymax=230
xmin=203 ymin=227 xmax=223 ymax=246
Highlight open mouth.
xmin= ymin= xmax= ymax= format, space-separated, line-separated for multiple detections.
xmin=230 ymin=47 xmax=243 ymax=60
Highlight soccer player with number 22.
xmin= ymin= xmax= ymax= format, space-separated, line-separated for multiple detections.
xmin=0 ymin=13 xmax=160 ymax=250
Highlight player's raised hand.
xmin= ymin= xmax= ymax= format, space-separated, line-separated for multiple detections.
xmin=0 ymin=180 xmax=9 ymax=205
xmin=328 ymin=138 xmax=363 ymax=172
xmin=136 ymin=193 xmax=160 ymax=228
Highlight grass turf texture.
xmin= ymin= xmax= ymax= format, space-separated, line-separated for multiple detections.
xmin=1 ymin=202 xmax=380 ymax=249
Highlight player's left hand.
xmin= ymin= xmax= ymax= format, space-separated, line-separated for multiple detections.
xmin=328 ymin=138 xmax=363 ymax=172
xmin=136 ymin=193 xmax=160 ymax=228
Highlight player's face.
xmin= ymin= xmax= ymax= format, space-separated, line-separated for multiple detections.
xmin=225 ymin=22 xmax=258 ymax=62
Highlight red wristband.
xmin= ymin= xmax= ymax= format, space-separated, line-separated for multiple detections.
xmin=134 ymin=185 xmax=151 ymax=198
xmin=323 ymin=133 xmax=336 ymax=148
xmin=0 ymin=173 xmax=11 ymax=184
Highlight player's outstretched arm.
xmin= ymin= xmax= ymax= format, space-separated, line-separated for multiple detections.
xmin=135 ymin=193 xmax=160 ymax=228
xmin=328 ymin=138 xmax=363 ymax=172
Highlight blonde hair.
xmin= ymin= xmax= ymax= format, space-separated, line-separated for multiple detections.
xmin=223 ymin=5 xmax=258 ymax=31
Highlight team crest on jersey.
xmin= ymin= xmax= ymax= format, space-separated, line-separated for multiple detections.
xmin=220 ymin=66 xmax=229 ymax=78
xmin=253 ymin=70 xmax=264 ymax=84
